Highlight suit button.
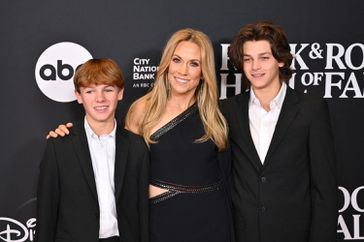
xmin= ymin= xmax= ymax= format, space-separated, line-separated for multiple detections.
xmin=261 ymin=176 xmax=267 ymax=183
xmin=260 ymin=206 xmax=266 ymax=212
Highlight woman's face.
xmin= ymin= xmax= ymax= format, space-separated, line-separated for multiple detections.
xmin=167 ymin=41 xmax=202 ymax=98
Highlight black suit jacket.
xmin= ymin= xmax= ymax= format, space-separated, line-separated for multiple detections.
xmin=36 ymin=122 xmax=149 ymax=242
xmin=220 ymin=87 xmax=338 ymax=242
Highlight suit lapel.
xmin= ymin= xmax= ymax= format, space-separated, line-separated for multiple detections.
xmin=71 ymin=123 xmax=98 ymax=201
xmin=263 ymin=87 xmax=300 ymax=168
xmin=114 ymin=126 xmax=129 ymax=201
xmin=232 ymin=92 xmax=263 ymax=170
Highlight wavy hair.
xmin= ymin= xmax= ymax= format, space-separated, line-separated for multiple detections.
xmin=229 ymin=21 xmax=293 ymax=88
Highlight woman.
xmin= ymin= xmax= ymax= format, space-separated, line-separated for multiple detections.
xmin=48 ymin=28 xmax=233 ymax=242
xmin=126 ymin=28 xmax=232 ymax=242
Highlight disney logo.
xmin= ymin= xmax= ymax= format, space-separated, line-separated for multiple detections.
xmin=0 ymin=217 xmax=36 ymax=242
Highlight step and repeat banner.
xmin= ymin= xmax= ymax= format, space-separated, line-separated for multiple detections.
xmin=1 ymin=0 xmax=363 ymax=241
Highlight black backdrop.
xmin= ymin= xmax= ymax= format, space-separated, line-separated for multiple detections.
xmin=1 ymin=0 xmax=364 ymax=241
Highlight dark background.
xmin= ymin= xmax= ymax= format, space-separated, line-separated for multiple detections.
xmin=1 ymin=0 xmax=363 ymax=241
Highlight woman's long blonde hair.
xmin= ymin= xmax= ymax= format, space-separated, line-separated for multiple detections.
xmin=126 ymin=28 xmax=228 ymax=151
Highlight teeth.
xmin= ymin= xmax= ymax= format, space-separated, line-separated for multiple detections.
xmin=175 ymin=77 xmax=188 ymax=83
xmin=95 ymin=106 xmax=107 ymax=110
xmin=252 ymin=73 xmax=264 ymax=77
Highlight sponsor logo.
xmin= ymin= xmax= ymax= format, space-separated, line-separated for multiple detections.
xmin=132 ymin=57 xmax=158 ymax=88
xmin=35 ymin=42 xmax=93 ymax=102
xmin=0 ymin=217 xmax=36 ymax=242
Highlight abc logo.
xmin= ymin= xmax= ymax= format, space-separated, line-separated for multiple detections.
xmin=35 ymin=42 xmax=93 ymax=102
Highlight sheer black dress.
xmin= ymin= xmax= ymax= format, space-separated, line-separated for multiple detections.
xmin=149 ymin=104 xmax=232 ymax=242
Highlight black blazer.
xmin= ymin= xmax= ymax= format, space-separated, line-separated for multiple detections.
xmin=36 ymin=122 xmax=149 ymax=242
xmin=220 ymin=87 xmax=338 ymax=242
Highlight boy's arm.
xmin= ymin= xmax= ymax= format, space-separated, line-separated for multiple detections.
xmin=36 ymin=140 xmax=60 ymax=242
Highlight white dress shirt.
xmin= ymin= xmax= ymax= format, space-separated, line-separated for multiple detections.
xmin=84 ymin=118 xmax=119 ymax=238
xmin=249 ymin=83 xmax=287 ymax=164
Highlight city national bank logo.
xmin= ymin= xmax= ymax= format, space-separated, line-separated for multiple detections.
xmin=132 ymin=58 xmax=158 ymax=88
xmin=0 ymin=217 xmax=36 ymax=242
xmin=35 ymin=42 xmax=93 ymax=102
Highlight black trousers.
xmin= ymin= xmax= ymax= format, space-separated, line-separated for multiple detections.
xmin=99 ymin=236 xmax=119 ymax=242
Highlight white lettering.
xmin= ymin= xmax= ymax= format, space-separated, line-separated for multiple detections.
xmin=345 ymin=44 xmax=364 ymax=70
xmin=323 ymin=72 xmax=344 ymax=98
xmin=133 ymin=58 xmax=150 ymax=65
xmin=220 ymin=44 xmax=231 ymax=71
xmin=338 ymin=186 xmax=351 ymax=213
xmin=133 ymin=73 xmax=155 ymax=80
xmin=351 ymin=186 xmax=364 ymax=212
xmin=337 ymin=215 xmax=353 ymax=240
xmin=326 ymin=43 xmax=346 ymax=70
xmin=219 ymin=73 xmax=242 ymax=99
xmin=339 ymin=72 xmax=364 ymax=98
xmin=290 ymin=43 xmax=309 ymax=70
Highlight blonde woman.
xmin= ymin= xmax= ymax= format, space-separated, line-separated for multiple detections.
xmin=126 ymin=28 xmax=232 ymax=242
xmin=47 ymin=28 xmax=233 ymax=242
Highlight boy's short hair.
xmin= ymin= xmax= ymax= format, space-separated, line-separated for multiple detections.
xmin=74 ymin=58 xmax=124 ymax=92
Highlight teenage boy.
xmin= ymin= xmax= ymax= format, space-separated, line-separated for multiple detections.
xmin=221 ymin=21 xmax=338 ymax=242
xmin=36 ymin=58 xmax=149 ymax=242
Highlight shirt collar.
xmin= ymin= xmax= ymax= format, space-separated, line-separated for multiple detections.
xmin=84 ymin=117 xmax=117 ymax=139
xmin=249 ymin=82 xmax=287 ymax=110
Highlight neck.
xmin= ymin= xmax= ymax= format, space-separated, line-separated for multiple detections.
xmin=252 ymin=82 xmax=282 ymax=112
xmin=86 ymin=117 xmax=115 ymax=137
xmin=168 ymin=93 xmax=196 ymax=111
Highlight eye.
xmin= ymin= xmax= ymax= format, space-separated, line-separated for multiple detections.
xmin=190 ymin=61 xmax=200 ymax=67
xmin=84 ymin=89 xmax=94 ymax=94
xmin=243 ymin=58 xmax=251 ymax=62
xmin=260 ymin=56 xmax=270 ymax=60
xmin=172 ymin=57 xmax=181 ymax=63
xmin=104 ymin=87 xmax=115 ymax=92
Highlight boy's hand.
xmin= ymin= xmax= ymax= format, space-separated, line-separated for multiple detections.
xmin=46 ymin=122 xmax=74 ymax=139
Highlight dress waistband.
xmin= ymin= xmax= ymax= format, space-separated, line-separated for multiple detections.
xmin=149 ymin=179 xmax=222 ymax=204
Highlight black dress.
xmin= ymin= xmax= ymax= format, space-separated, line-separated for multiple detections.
xmin=149 ymin=104 xmax=232 ymax=242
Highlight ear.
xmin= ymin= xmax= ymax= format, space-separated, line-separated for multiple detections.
xmin=278 ymin=62 xmax=284 ymax=68
xmin=117 ymin=88 xmax=124 ymax=101
xmin=75 ymin=90 xmax=83 ymax=104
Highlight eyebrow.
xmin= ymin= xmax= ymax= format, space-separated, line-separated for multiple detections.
xmin=172 ymin=54 xmax=201 ymax=62
xmin=244 ymin=52 xmax=272 ymax=57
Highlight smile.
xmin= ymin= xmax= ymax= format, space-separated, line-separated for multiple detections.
xmin=251 ymin=73 xmax=265 ymax=78
xmin=175 ymin=77 xmax=189 ymax=83
xmin=94 ymin=106 xmax=108 ymax=111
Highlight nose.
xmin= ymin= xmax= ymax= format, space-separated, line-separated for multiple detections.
xmin=95 ymin=90 xmax=105 ymax=102
xmin=178 ymin=63 xmax=188 ymax=75
xmin=252 ymin=59 xmax=261 ymax=70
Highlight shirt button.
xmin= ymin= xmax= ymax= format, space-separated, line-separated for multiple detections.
xmin=261 ymin=176 xmax=267 ymax=183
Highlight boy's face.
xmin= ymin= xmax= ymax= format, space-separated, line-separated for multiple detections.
xmin=242 ymin=40 xmax=284 ymax=93
xmin=75 ymin=84 xmax=123 ymax=125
